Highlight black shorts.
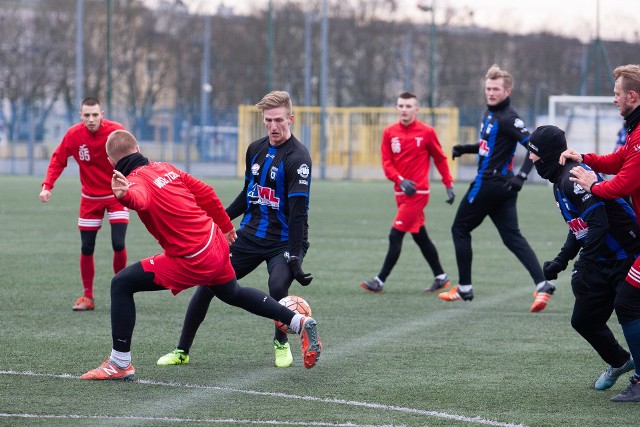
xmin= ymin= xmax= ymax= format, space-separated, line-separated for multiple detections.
xmin=230 ymin=230 xmax=308 ymax=280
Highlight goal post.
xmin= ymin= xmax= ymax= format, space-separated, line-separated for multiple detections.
xmin=547 ymin=95 xmax=623 ymax=155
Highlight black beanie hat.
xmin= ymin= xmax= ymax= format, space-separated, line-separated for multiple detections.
xmin=527 ymin=125 xmax=567 ymax=160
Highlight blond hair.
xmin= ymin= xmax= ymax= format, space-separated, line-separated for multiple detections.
xmin=613 ymin=64 xmax=640 ymax=94
xmin=256 ymin=91 xmax=293 ymax=115
xmin=485 ymin=64 xmax=513 ymax=89
xmin=106 ymin=130 xmax=138 ymax=162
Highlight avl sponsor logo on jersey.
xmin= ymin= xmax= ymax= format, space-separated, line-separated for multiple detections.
xmin=478 ymin=139 xmax=489 ymax=156
xmin=567 ymin=217 xmax=588 ymax=240
xmin=248 ymin=184 xmax=280 ymax=209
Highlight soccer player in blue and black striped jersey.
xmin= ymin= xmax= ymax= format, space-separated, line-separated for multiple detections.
xmin=529 ymin=124 xmax=640 ymax=399
xmin=439 ymin=64 xmax=555 ymax=311
xmin=157 ymin=91 xmax=316 ymax=369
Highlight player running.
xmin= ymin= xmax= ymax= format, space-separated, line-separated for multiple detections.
xmin=440 ymin=65 xmax=554 ymax=311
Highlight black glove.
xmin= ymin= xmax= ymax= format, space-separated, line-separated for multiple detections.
xmin=445 ymin=187 xmax=456 ymax=205
xmin=542 ymin=259 xmax=565 ymax=280
xmin=452 ymin=145 xmax=465 ymax=159
xmin=288 ymin=256 xmax=313 ymax=286
xmin=399 ymin=179 xmax=417 ymax=196
xmin=504 ymin=172 xmax=527 ymax=192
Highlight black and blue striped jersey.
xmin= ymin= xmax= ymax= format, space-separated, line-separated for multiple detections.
xmin=226 ymin=134 xmax=311 ymax=256
xmin=554 ymin=161 xmax=640 ymax=263
xmin=467 ymin=97 xmax=532 ymax=202
xmin=476 ymin=97 xmax=530 ymax=180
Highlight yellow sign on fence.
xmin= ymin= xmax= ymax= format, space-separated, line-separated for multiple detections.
xmin=238 ymin=105 xmax=459 ymax=180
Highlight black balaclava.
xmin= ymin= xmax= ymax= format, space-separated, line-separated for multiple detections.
xmin=527 ymin=125 xmax=568 ymax=182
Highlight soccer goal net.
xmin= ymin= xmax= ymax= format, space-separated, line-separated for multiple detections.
xmin=546 ymin=95 xmax=624 ymax=155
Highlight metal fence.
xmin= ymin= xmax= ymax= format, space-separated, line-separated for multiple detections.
xmin=238 ymin=105 xmax=460 ymax=180
xmin=1 ymin=105 xmax=463 ymax=180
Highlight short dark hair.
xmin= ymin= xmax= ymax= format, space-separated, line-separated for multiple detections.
xmin=81 ymin=97 xmax=101 ymax=107
xmin=398 ymin=92 xmax=417 ymax=100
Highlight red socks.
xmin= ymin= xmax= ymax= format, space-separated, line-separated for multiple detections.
xmin=80 ymin=254 xmax=95 ymax=299
xmin=113 ymin=248 xmax=127 ymax=274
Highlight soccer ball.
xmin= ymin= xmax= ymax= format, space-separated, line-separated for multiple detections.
xmin=274 ymin=295 xmax=312 ymax=334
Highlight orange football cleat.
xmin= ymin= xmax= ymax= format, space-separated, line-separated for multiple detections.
xmin=300 ymin=317 xmax=322 ymax=369
xmin=81 ymin=360 xmax=135 ymax=381
xmin=72 ymin=296 xmax=95 ymax=311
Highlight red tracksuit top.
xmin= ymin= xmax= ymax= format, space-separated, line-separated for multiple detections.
xmin=120 ymin=162 xmax=234 ymax=258
xmin=586 ymin=123 xmax=640 ymax=219
xmin=42 ymin=119 xmax=125 ymax=197
xmin=381 ymin=119 xmax=453 ymax=193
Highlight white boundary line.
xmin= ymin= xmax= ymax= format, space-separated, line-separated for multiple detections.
xmin=0 ymin=370 xmax=529 ymax=427
xmin=0 ymin=413 xmax=401 ymax=427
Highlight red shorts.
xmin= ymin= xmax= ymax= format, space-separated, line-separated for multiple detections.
xmin=78 ymin=195 xmax=129 ymax=231
xmin=393 ymin=192 xmax=429 ymax=234
xmin=141 ymin=227 xmax=236 ymax=295
xmin=626 ymin=257 xmax=640 ymax=289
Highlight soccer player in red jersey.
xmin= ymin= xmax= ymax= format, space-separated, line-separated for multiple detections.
xmin=359 ymin=92 xmax=455 ymax=294
xmin=39 ymin=97 xmax=128 ymax=311
xmin=81 ymin=130 xmax=321 ymax=381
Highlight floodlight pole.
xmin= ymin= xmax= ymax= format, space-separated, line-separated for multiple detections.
xmin=75 ymin=0 xmax=84 ymax=108
xmin=417 ymin=1 xmax=436 ymax=124
xmin=319 ymin=0 xmax=328 ymax=180
xmin=106 ymin=0 xmax=112 ymax=114
xmin=428 ymin=1 xmax=436 ymax=114
xmin=267 ymin=0 xmax=273 ymax=93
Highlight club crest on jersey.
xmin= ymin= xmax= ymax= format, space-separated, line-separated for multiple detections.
xmin=514 ymin=118 xmax=528 ymax=132
xmin=297 ymin=163 xmax=310 ymax=178
xmin=391 ymin=136 xmax=401 ymax=153
xmin=573 ymin=182 xmax=585 ymax=195
xmin=251 ymin=163 xmax=260 ymax=175
xmin=270 ymin=166 xmax=278 ymax=180
xmin=247 ymin=183 xmax=280 ymax=209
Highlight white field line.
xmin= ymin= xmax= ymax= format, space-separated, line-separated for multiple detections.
xmin=0 ymin=412 xmax=401 ymax=427
xmin=0 ymin=369 xmax=528 ymax=427
xmin=0 ymin=287 xmax=537 ymax=427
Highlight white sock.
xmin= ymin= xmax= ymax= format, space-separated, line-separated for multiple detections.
xmin=457 ymin=284 xmax=473 ymax=293
xmin=110 ymin=349 xmax=131 ymax=368
xmin=535 ymin=281 xmax=547 ymax=291
xmin=289 ymin=313 xmax=304 ymax=334
xmin=436 ymin=273 xmax=447 ymax=280
xmin=374 ymin=276 xmax=384 ymax=286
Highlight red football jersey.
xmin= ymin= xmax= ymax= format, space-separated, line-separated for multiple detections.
xmin=586 ymin=124 xmax=640 ymax=219
xmin=381 ymin=119 xmax=453 ymax=193
xmin=120 ymin=162 xmax=233 ymax=258
xmin=42 ymin=119 xmax=125 ymax=197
